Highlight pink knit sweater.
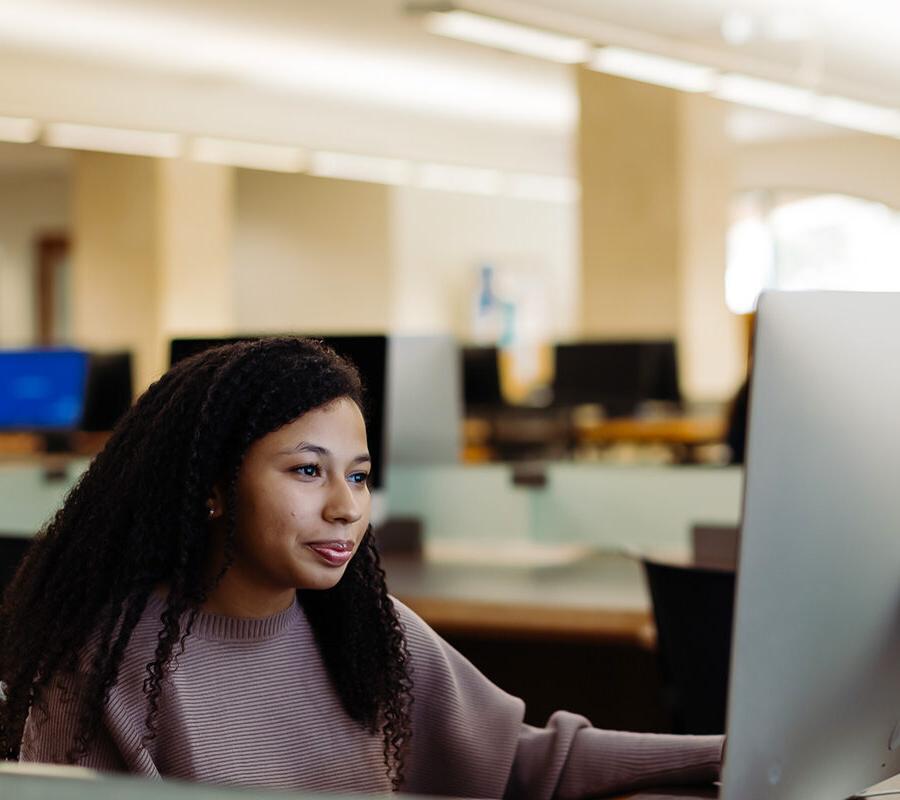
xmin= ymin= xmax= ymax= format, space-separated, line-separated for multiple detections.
xmin=21 ymin=594 xmax=721 ymax=797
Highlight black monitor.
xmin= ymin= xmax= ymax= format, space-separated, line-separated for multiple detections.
xmin=552 ymin=340 xmax=680 ymax=417
xmin=0 ymin=348 xmax=90 ymax=432
xmin=169 ymin=336 xmax=387 ymax=490
xmin=80 ymin=352 xmax=134 ymax=432
xmin=461 ymin=346 xmax=504 ymax=412
xmin=637 ymin=340 xmax=680 ymax=407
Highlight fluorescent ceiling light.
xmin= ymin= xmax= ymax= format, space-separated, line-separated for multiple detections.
xmin=424 ymin=9 xmax=589 ymax=64
xmin=504 ymin=172 xmax=578 ymax=204
xmin=414 ymin=162 xmax=502 ymax=195
xmin=720 ymin=12 xmax=756 ymax=46
xmin=309 ymin=151 xmax=412 ymax=186
xmin=814 ymin=96 xmax=900 ymax=138
xmin=0 ymin=116 xmax=39 ymax=143
xmin=192 ymin=138 xmax=306 ymax=173
xmin=44 ymin=123 xmax=181 ymax=158
xmin=590 ymin=47 xmax=716 ymax=93
xmin=714 ymin=74 xmax=815 ymax=116
xmin=0 ymin=3 xmax=574 ymax=130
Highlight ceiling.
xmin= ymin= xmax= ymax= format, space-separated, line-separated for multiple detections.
xmin=0 ymin=0 xmax=893 ymax=175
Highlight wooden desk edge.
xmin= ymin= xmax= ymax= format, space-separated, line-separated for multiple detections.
xmin=396 ymin=594 xmax=656 ymax=647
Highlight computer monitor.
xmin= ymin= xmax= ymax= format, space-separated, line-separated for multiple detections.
xmin=386 ymin=335 xmax=462 ymax=465
xmin=0 ymin=349 xmax=89 ymax=432
xmin=552 ymin=340 xmax=680 ymax=417
xmin=79 ymin=351 xmax=134 ymax=432
xmin=721 ymin=291 xmax=900 ymax=800
xmin=461 ymin=345 xmax=504 ymax=412
xmin=169 ymin=336 xmax=387 ymax=492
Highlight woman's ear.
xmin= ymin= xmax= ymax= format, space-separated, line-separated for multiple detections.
xmin=206 ymin=485 xmax=226 ymax=520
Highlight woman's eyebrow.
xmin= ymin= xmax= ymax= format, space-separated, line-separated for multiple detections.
xmin=279 ymin=443 xmax=371 ymax=464
xmin=280 ymin=442 xmax=329 ymax=456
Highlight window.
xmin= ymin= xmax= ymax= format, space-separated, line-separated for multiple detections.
xmin=725 ymin=190 xmax=900 ymax=314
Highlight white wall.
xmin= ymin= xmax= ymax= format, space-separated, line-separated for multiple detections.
xmin=0 ymin=171 xmax=69 ymax=346
xmin=389 ymin=186 xmax=578 ymax=339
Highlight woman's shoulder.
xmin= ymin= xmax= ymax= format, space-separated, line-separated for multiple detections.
xmin=387 ymin=596 xmax=439 ymax=647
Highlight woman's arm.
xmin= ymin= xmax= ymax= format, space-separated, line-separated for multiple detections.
xmin=507 ymin=713 xmax=721 ymax=799
xmin=394 ymin=600 xmax=722 ymax=800
xmin=19 ymin=679 xmax=128 ymax=772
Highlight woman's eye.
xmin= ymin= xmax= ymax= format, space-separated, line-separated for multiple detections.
xmin=295 ymin=464 xmax=320 ymax=478
xmin=349 ymin=471 xmax=369 ymax=485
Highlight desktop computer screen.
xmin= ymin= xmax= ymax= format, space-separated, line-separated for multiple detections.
xmin=552 ymin=340 xmax=680 ymax=416
xmin=169 ymin=336 xmax=387 ymax=491
xmin=79 ymin=351 xmax=134 ymax=432
xmin=461 ymin=345 xmax=504 ymax=412
xmin=0 ymin=349 xmax=90 ymax=431
xmin=721 ymin=291 xmax=900 ymax=800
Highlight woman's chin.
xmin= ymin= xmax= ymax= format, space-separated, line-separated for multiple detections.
xmin=295 ymin=565 xmax=350 ymax=592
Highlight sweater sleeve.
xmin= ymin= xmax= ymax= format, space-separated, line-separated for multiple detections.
xmin=19 ymin=673 xmax=159 ymax=778
xmin=393 ymin=600 xmax=722 ymax=800
xmin=20 ymin=677 xmax=127 ymax=773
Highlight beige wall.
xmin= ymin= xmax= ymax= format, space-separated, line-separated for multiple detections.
xmin=233 ymin=171 xmax=392 ymax=334
xmin=578 ymin=69 xmax=680 ymax=339
xmin=735 ymin=133 xmax=900 ymax=207
xmin=0 ymin=172 xmax=69 ymax=346
xmin=233 ymin=172 xmax=579 ymax=341
xmin=71 ymin=153 xmax=235 ymax=390
xmin=389 ymin=186 xmax=578 ymax=339
xmin=70 ymin=152 xmax=161 ymax=388
xmin=578 ymin=68 xmax=744 ymax=402
xmin=157 ymin=159 xmax=235 ymax=337
xmin=677 ymin=94 xmax=745 ymax=401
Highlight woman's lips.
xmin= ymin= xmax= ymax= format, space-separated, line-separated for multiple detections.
xmin=306 ymin=541 xmax=354 ymax=567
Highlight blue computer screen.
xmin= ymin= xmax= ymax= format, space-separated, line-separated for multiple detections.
xmin=0 ymin=349 xmax=90 ymax=430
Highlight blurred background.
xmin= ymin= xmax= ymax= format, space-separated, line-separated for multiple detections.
xmin=2 ymin=0 xmax=899 ymax=465
xmin=1 ymin=0 xmax=899 ymax=738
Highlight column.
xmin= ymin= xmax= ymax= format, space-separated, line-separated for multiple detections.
xmin=70 ymin=153 xmax=235 ymax=392
xmin=577 ymin=67 xmax=745 ymax=403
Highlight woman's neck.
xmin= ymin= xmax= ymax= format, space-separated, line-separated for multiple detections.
xmin=202 ymin=572 xmax=296 ymax=618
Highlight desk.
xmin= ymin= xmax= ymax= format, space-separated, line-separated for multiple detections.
xmin=575 ymin=417 xmax=726 ymax=464
xmin=382 ymin=548 xmax=668 ymax=732
xmin=383 ymin=550 xmax=655 ymax=647
xmin=575 ymin=417 xmax=725 ymax=447
xmin=0 ymin=432 xmax=110 ymax=460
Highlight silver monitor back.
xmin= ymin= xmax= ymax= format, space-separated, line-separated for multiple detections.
xmin=721 ymin=291 xmax=900 ymax=800
xmin=386 ymin=335 xmax=462 ymax=466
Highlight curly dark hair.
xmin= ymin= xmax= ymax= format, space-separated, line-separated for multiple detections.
xmin=0 ymin=337 xmax=413 ymax=788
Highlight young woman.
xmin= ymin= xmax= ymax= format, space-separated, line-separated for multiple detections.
xmin=0 ymin=338 xmax=722 ymax=797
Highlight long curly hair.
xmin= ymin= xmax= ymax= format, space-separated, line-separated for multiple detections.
xmin=0 ymin=337 xmax=412 ymax=787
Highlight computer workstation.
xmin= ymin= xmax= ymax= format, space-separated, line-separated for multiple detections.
xmin=616 ymin=291 xmax=900 ymax=800
xmin=0 ymin=348 xmax=133 ymax=458
xmin=461 ymin=339 xmax=724 ymax=463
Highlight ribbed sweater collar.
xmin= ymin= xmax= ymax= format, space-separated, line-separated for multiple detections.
xmin=146 ymin=591 xmax=304 ymax=642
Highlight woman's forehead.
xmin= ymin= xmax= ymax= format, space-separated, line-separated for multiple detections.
xmin=259 ymin=398 xmax=368 ymax=451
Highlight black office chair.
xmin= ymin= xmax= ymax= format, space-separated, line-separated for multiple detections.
xmin=642 ymin=558 xmax=736 ymax=735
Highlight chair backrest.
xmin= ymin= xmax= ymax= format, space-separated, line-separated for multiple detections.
xmin=642 ymin=558 xmax=735 ymax=735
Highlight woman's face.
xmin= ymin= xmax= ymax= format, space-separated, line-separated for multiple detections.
xmin=227 ymin=397 xmax=372 ymax=594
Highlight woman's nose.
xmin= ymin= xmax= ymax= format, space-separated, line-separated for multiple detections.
xmin=323 ymin=478 xmax=362 ymax=524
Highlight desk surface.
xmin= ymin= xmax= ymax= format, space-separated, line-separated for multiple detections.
xmin=575 ymin=417 xmax=726 ymax=446
xmin=383 ymin=549 xmax=655 ymax=646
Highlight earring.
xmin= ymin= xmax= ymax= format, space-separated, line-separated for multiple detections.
xmin=207 ymin=506 xmax=215 ymax=519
